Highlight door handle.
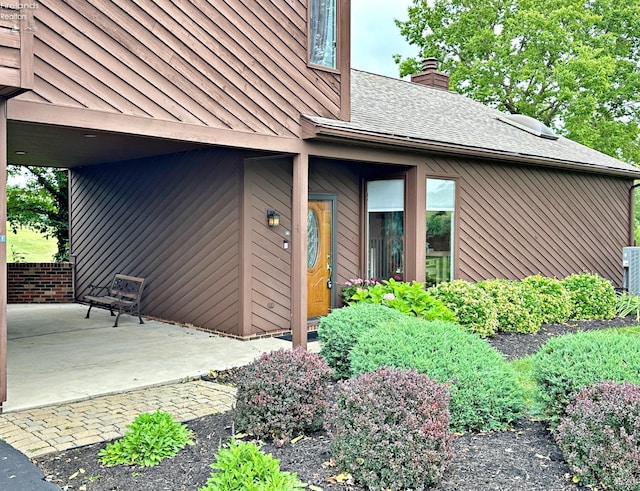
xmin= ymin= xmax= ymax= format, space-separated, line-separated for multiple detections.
xmin=327 ymin=279 xmax=332 ymax=289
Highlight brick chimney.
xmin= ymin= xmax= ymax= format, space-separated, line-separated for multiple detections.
xmin=410 ymin=58 xmax=450 ymax=90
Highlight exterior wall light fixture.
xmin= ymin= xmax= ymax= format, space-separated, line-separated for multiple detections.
xmin=267 ymin=209 xmax=280 ymax=227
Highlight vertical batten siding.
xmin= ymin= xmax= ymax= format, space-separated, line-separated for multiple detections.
xmin=422 ymin=156 xmax=630 ymax=284
xmin=17 ymin=0 xmax=341 ymax=136
xmin=71 ymin=149 xmax=244 ymax=335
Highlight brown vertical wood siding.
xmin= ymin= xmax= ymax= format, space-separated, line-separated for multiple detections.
xmin=71 ymin=149 xmax=244 ymax=336
xmin=422 ymin=156 xmax=630 ymax=284
xmin=17 ymin=0 xmax=340 ymax=135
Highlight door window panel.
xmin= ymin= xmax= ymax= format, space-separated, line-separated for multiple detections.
xmin=307 ymin=209 xmax=320 ymax=268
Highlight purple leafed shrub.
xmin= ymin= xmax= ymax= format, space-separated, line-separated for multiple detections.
xmin=556 ymin=381 xmax=640 ymax=490
xmin=233 ymin=347 xmax=333 ymax=447
xmin=329 ymin=367 xmax=454 ymax=490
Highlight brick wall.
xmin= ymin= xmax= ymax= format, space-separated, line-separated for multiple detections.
xmin=7 ymin=263 xmax=74 ymax=303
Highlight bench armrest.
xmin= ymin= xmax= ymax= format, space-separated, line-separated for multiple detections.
xmin=85 ymin=284 xmax=109 ymax=297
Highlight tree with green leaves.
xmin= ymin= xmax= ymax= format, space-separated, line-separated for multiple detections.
xmin=395 ymin=0 xmax=640 ymax=165
xmin=6 ymin=166 xmax=69 ymax=261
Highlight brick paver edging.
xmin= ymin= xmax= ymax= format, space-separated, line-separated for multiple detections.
xmin=0 ymin=380 xmax=236 ymax=457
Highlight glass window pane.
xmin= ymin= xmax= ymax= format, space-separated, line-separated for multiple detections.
xmin=367 ymin=179 xmax=404 ymax=212
xmin=309 ymin=0 xmax=337 ymax=68
xmin=427 ymin=179 xmax=455 ymax=211
xmin=307 ymin=210 xmax=319 ymax=269
xmin=367 ymin=180 xmax=404 ymax=281
xmin=426 ymin=179 xmax=455 ymax=285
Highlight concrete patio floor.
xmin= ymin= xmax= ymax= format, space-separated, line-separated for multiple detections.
xmin=4 ymin=303 xmax=304 ymax=412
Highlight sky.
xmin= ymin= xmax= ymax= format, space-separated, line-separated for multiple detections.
xmin=351 ymin=0 xmax=416 ymax=78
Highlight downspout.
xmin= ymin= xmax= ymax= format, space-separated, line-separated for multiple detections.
xmin=629 ymin=182 xmax=640 ymax=246
xmin=0 ymin=98 xmax=7 ymax=412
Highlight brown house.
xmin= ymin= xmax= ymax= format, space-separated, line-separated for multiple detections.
xmin=2 ymin=1 xmax=640 ymax=408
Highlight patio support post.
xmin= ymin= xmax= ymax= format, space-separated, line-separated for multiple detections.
xmin=404 ymin=166 xmax=426 ymax=282
xmin=292 ymin=152 xmax=308 ymax=349
xmin=0 ymin=98 xmax=7 ymax=411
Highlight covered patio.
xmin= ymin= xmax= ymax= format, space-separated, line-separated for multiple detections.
xmin=4 ymin=303 xmax=296 ymax=412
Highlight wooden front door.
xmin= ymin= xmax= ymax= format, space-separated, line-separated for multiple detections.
xmin=307 ymin=199 xmax=333 ymax=318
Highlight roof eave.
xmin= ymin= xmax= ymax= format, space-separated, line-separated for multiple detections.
xmin=301 ymin=118 xmax=640 ymax=179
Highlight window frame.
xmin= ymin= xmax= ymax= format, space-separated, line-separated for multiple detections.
xmin=426 ymin=177 xmax=457 ymax=284
xmin=307 ymin=0 xmax=340 ymax=72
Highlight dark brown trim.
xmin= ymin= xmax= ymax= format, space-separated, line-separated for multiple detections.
xmin=302 ymin=121 xmax=640 ymax=179
xmin=292 ymin=152 xmax=309 ymax=348
xmin=359 ymin=175 xmax=368 ymax=279
xmin=19 ymin=6 xmax=33 ymax=91
xmin=7 ymin=100 xmax=306 ymax=154
xmin=339 ymin=0 xmax=351 ymax=121
xmin=404 ymin=166 xmax=425 ymax=282
xmin=239 ymin=160 xmax=252 ymax=337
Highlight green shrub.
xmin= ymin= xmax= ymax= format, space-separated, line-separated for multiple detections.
xmin=234 ymin=347 xmax=333 ymax=446
xmin=317 ymin=304 xmax=406 ymax=379
xmin=330 ymin=367 xmax=453 ymax=490
xmin=556 ymin=381 xmax=640 ymax=490
xmin=521 ymin=274 xmax=571 ymax=324
xmin=427 ymin=280 xmax=499 ymax=337
xmin=199 ymin=439 xmax=304 ymax=491
xmin=349 ymin=317 xmax=524 ymax=432
xmin=342 ymin=278 xmax=380 ymax=303
xmin=562 ymin=272 xmax=616 ymax=320
xmin=616 ymin=291 xmax=640 ymax=321
xmin=98 ymin=410 xmax=193 ymax=467
xmin=348 ymin=278 xmax=456 ymax=321
xmin=532 ymin=330 xmax=640 ymax=426
xmin=478 ymin=278 xmax=542 ymax=333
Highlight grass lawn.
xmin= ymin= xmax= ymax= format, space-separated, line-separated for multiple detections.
xmin=5 ymin=224 xmax=58 ymax=263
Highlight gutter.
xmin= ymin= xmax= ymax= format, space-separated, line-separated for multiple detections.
xmin=301 ymin=119 xmax=640 ymax=179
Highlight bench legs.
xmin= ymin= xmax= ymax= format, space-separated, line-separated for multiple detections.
xmin=85 ymin=303 xmax=94 ymax=319
xmin=86 ymin=302 xmax=144 ymax=327
xmin=112 ymin=307 xmax=144 ymax=328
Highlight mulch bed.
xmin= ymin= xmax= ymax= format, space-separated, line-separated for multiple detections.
xmin=34 ymin=316 xmax=639 ymax=491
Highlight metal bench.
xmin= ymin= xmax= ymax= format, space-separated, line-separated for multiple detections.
xmin=83 ymin=274 xmax=145 ymax=327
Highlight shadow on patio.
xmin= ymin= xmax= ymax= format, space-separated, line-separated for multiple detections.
xmin=4 ymin=303 xmax=298 ymax=412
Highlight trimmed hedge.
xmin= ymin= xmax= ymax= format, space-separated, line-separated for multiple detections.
xmin=532 ymin=329 xmax=640 ymax=426
xmin=562 ymin=272 xmax=616 ymax=320
xmin=349 ymin=317 xmax=524 ymax=432
xmin=521 ymin=274 xmax=571 ymax=325
xmin=478 ymin=278 xmax=542 ymax=333
xmin=317 ymin=304 xmax=406 ymax=379
xmin=427 ymin=280 xmax=499 ymax=337
xmin=234 ymin=347 xmax=333 ymax=446
xmin=330 ymin=367 xmax=453 ymax=490
xmin=556 ymin=381 xmax=640 ymax=491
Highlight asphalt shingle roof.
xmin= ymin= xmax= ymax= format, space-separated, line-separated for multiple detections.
xmin=304 ymin=69 xmax=640 ymax=177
